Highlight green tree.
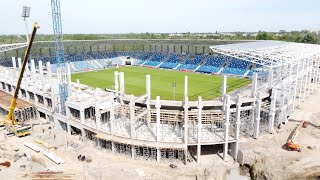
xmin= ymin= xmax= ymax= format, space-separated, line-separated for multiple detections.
xmin=256 ymin=31 xmax=273 ymax=40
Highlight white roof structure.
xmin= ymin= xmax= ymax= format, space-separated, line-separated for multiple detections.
xmin=210 ymin=41 xmax=320 ymax=67
xmin=0 ymin=43 xmax=27 ymax=53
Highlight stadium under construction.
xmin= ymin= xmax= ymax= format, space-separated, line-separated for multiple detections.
xmin=0 ymin=40 xmax=320 ymax=165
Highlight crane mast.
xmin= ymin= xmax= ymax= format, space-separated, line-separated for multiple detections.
xmin=51 ymin=0 xmax=68 ymax=115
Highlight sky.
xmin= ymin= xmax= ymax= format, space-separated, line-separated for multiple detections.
xmin=0 ymin=0 xmax=320 ymax=34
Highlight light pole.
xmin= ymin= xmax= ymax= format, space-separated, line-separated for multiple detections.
xmin=22 ymin=6 xmax=31 ymax=42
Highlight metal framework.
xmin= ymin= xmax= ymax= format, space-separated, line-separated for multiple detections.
xmin=51 ymin=0 xmax=68 ymax=115
xmin=0 ymin=43 xmax=27 ymax=53
xmin=210 ymin=41 xmax=320 ymax=68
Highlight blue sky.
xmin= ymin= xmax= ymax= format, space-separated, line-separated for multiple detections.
xmin=1 ymin=0 xmax=320 ymax=34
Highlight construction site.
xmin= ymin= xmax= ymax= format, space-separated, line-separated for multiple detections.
xmin=0 ymin=1 xmax=320 ymax=180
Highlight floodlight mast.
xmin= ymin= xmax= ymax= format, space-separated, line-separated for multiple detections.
xmin=22 ymin=6 xmax=31 ymax=43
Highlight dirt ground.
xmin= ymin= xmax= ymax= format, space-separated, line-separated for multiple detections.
xmin=239 ymin=90 xmax=320 ymax=180
xmin=0 ymin=121 xmax=235 ymax=180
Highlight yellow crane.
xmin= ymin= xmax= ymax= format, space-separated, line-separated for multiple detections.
xmin=2 ymin=22 xmax=39 ymax=137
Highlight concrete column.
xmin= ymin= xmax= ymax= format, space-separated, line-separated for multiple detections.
xmin=12 ymin=57 xmax=16 ymax=69
xmin=197 ymin=96 xmax=203 ymax=164
xmin=268 ymin=89 xmax=277 ymax=133
xmin=222 ymin=75 xmax=227 ymax=97
xmin=184 ymin=76 xmax=188 ymax=98
xmin=95 ymin=105 xmax=101 ymax=131
xmin=268 ymin=68 xmax=273 ymax=88
xmin=130 ymin=95 xmax=135 ymax=139
xmin=222 ymin=75 xmax=227 ymax=111
xmin=18 ymin=58 xmax=22 ymax=69
xmin=146 ymin=75 xmax=151 ymax=124
xmin=80 ymin=109 xmax=85 ymax=125
xmin=47 ymin=62 xmax=52 ymax=78
xmin=184 ymin=96 xmax=189 ymax=164
xmin=223 ymin=95 xmax=230 ymax=162
xmin=66 ymin=63 xmax=72 ymax=96
xmin=110 ymin=95 xmax=115 ymax=135
xmin=119 ymin=72 xmax=125 ymax=94
xmin=251 ymin=73 xmax=258 ymax=124
xmin=254 ymin=92 xmax=262 ymax=139
xmin=233 ymin=94 xmax=242 ymax=160
xmin=292 ymin=63 xmax=300 ymax=110
xmin=114 ymin=71 xmax=119 ymax=97
xmin=303 ymin=60 xmax=308 ymax=101
xmin=156 ymin=96 xmax=161 ymax=162
xmin=252 ymin=73 xmax=258 ymax=97
xmin=31 ymin=59 xmax=36 ymax=73
xmin=298 ymin=59 xmax=305 ymax=106
xmin=39 ymin=61 xmax=43 ymax=75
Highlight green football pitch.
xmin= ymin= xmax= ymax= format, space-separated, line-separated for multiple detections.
xmin=71 ymin=66 xmax=250 ymax=101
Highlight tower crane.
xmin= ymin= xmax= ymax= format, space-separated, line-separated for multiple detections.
xmin=51 ymin=0 xmax=68 ymax=115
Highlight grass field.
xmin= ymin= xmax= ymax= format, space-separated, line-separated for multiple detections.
xmin=71 ymin=66 xmax=251 ymax=101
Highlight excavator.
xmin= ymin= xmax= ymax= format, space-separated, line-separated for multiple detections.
xmin=2 ymin=22 xmax=39 ymax=137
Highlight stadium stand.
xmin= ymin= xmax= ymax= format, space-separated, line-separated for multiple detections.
xmin=178 ymin=55 xmax=206 ymax=70
xmin=222 ymin=57 xmax=250 ymax=75
xmin=144 ymin=52 xmax=167 ymax=67
xmin=160 ymin=54 xmax=180 ymax=69
xmin=0 ymin=51 xmax=262 ymax=76
xmin=196 ymin=55 xmax=226 ymax=73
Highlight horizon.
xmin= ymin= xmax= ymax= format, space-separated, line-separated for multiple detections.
xmin=1 ymin=0 xmax=320 ymax=35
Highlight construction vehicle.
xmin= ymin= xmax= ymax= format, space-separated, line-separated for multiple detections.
xmin=287 ymin=121 xmax=309 ymax=152
xmin=2 ymin=22 xmax=39 ymax=137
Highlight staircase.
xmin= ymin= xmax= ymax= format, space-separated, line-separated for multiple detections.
xmin=194 ymin=65 xmax=201 ymax=72
xmin=174 ymin=64 xmax=181 ymax=69
xmin=93 ymin=60 xmax=103 ymax=68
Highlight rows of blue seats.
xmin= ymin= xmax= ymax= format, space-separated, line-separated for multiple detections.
xmin=196 ymin=55 xmax=226 ymax=73
xmin=222 ymin=57 xmax=250 ymax=75
xmin=144 ymin=53 xmax=167 ymax=66
xmin=160 ymin=54 xmax=180 ymax=69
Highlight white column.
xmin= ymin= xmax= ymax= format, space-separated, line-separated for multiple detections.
xmin=184 ymin=76 xmax=188 ymax=98
xmin=119 ymin=72 xmax=125 ymax=94
xmin=18 ymin=58 xmax=22 ymax=69
xmin=197 ymin=96 xmax=203 ymax=164
xmin=80 ymin=108 xmax=85 ymax=125
xmin=252 ymin=73 xmax=258 ymax=97
xmin=223 ymin=95 xmax=230 ymax=162
xmin=31 ymin=59 xmax=36 ymax=73
xmin=95 ymin=105 xmax=101 ymax=131
xmin=298 ymin=59 xmax=305 ymax=106
xmin=292 ymin=63 xmax=299 ymax=110
xmin=146 ymin=75 xmax=151 ymax=124
xmin=184 ymin=96 xmax=189 ymax=164
xmin=222 ymin=75 xmax=227 ymax=111
xmin=66 ymin=63 xmax=72 ymax=95
xmin=12 ymin=57 xmax=16 ymax=69
xmin=114 ymin=71 xmax=119 ymax=97
xmin=130 ymin=95 xmax=135 ymax=140
xmin=222 ymin=75 xmax=227 ymax=97
xmin=234 ymin=94 xmax=241 ymax=160
xmin=303 ymin=60 xmax=308 ymax=101
xmin=155 ymin=96 xmax=161 ymax=162
xmin=47 ymin=62 xmax=52 ymax=78
xmin=253 ymin=92 xmax=262 ymax=139
xmin=39 ymin=60 xmax=43 ymax=75
xmin=268 ymin=68 xmax=273 ymax=88
xmin=268 ymin=89 xmax=277 ymax=133
xmin=110 ymin=95 xmax=115 ymax=136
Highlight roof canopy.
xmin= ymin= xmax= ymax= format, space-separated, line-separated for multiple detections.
xmin=210 ymin=41 xmax=320 ymax=67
